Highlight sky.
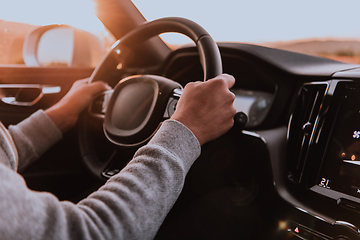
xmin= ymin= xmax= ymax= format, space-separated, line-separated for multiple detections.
xmin=0 ymin=0 xmax=105 ymax=35
xmin=1 ymin=0 xmax=360 ymax=45
xmin=133 ymin=0 xmax=360 ymax=44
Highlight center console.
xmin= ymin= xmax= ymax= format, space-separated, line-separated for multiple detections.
xmin=285 ymin=80 xmax=360 ymax=239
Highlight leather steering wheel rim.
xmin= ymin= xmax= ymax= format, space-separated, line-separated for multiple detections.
xmin=79 ymin=17 xmax=223 ymax=179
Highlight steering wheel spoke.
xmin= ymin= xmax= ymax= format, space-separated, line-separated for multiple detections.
xmin=101 ymin=149 xmax=136 ymax=178
xmin=88 ymin=89 xmax=113 ymax=119
xmin=163 ymin=88 xmax=182 ymax=118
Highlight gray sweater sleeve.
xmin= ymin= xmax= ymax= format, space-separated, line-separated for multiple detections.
xmin=8 ymin=110 xmax=63 ymax=171
xmin=0 ymin=118 xmax=201 ymax=240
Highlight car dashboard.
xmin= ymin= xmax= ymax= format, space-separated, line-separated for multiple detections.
xmin=154 ymin=42 xmax=360 ymax=239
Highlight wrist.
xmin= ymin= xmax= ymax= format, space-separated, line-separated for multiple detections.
xmin=45 ymin=105 xmax=78 ymax=134
xmin=170 ymin=115 xmax=205 ymax=146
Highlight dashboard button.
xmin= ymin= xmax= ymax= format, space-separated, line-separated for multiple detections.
xmin=302 ymin=122 xmax=313 ymax=135
xmin=102 ymin=169 xmax=120 ymax=178
xmin=289 ymin=222 xmax=331 ymax=240
xmin=337 ymin=198 xmax=360 ymax=213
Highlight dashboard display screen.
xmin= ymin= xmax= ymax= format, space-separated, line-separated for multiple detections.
xmin=231 ymin=89 xmax=273 ymax=128
xmin=314 ymin=84 xmax=360 ymax=201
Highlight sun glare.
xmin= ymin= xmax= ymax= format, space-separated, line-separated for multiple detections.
xmin=0 ymin=0 xmax=105 ymax=35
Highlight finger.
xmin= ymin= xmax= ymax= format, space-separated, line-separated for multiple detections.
xmin=76 ymin=78 xmax=90 ymax=84
xmin=218 ymin=74 xmax=235 ymax=89
xmin=87 ymin=81 xmax=111 ymax=95
xmin=184 ymin=80 xmax=202 ymax=88
xmin=93 ymin=81 xmax=111 ymax=91
xmin=205 ymin=74 xmax=235 ymax=90
xmin=71 ymin=78 xmax=90 ymax=89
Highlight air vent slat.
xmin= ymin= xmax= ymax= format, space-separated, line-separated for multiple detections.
xmin=288 ymin=83 xmax=328 ymax=184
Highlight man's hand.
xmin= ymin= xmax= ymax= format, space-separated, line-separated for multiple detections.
xmin=46 ymin=78 xmax=110 ymax=134
xmin=171 ymin=74 xmax=236 ymax=146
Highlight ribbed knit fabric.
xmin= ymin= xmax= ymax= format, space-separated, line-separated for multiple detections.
xmin=0 ymin=111 xmax=200 ymax=240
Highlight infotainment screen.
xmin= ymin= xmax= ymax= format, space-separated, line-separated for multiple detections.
xmin=312 ymin=83 xmax=360 ymax=202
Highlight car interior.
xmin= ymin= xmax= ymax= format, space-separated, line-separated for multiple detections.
xmin=1 ymin=0 xmax=360 ymax=239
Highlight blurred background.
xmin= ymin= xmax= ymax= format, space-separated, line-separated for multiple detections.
xmin=1 ymin=0 xmax=360 ymax=65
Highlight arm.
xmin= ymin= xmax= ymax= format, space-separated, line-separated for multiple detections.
xmin=6 ymin=79 xmax=109 ymax=171
xmin=0 ymin=74 xmax=235 ymax=239
xmin=7 ymin=110 xmax=62 ymax=171
xmin=0 ymin=120 xmax=200 ymax=240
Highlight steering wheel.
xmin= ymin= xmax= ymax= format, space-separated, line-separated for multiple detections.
xmin=78 ymin=17 xmax=222 ymax=179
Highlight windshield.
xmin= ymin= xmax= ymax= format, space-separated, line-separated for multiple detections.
xmin=133 ymin=0 xmax=360 ymax=44
xmin=132 ymin=0 xmax=360 ymax=64
xmin=1 ymin=0 xmax=360 ymax=65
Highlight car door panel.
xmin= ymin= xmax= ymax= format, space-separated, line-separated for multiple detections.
xmin=0 ymin=65 xmax=100 ymax=202
xmin=0 ymin=66 xmax=94 ymax=124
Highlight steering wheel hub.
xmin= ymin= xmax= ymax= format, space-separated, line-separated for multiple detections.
xmin=104 ymin=75 xmax=182 ymax=146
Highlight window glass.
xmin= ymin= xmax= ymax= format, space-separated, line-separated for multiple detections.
xmin=37 ymin=28 xmax=74 ymax=67
xmin=0 ymin=21 xmax=36 ymax=64
xmin=0 ymin=0 xmax=115 ymax=66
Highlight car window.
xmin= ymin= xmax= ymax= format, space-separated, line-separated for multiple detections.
xmin=0 ymin=21 xmax=36 ymax=65
xmin=0 ymin=0 xmax=115 ymax=67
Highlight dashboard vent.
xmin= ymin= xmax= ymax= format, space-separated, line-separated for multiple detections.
xmin=287 ymin=83 xmax=328 ymax=184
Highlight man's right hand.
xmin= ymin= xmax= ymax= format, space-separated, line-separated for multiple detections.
xmin=171 ymin=74 xmax=236 ymax=146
